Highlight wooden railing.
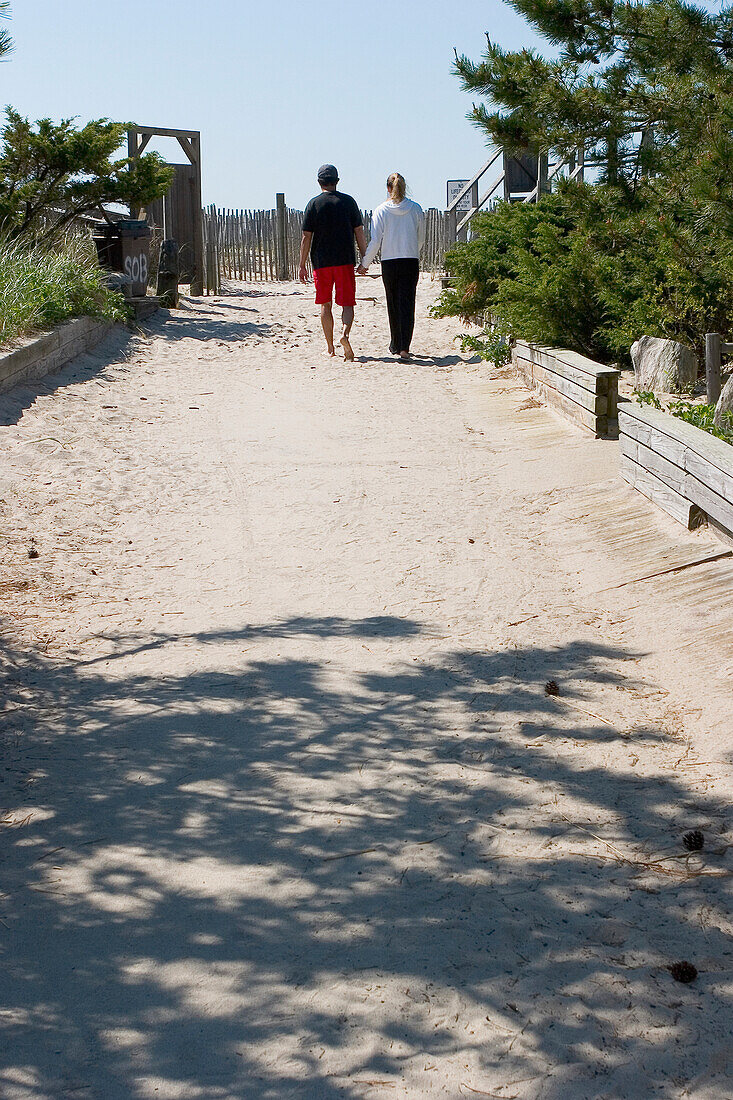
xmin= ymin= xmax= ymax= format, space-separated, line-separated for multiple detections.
xmin=444 ymin=148 xmax=587 ymax=246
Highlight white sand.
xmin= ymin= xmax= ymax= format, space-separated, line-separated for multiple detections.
xmin=0 ymin=277 xmax=731 ymax=1099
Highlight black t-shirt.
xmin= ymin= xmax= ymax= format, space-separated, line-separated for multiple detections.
xmin=302 ymin=190 xmax=363 ymax=270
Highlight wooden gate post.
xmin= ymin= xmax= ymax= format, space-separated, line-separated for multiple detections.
xmin=189 ymin=133 xmax=204 ymax=296
xmin=126 ymin=126 xmax=204 ymax=296
xmin=276 ymin=193 xmax=288 ymax=280
xmin=706 ymin=332 xmax=722 ymax=405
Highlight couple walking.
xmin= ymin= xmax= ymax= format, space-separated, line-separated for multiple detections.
xmin=298 ymin=163 xmax=425 ymax=361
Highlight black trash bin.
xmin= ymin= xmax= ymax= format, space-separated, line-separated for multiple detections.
xmin=118 ymin=220 xmax=152 ymax=297
xmin=93 ymin=219 xmax=152 ymax=297
xmin=92 ymin=222 xmax=123 ymax=273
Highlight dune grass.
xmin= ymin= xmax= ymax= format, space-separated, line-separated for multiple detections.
xmin=0 ymin=234 xmax=127 ymax=347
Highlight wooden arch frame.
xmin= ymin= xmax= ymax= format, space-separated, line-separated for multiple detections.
xmin=127 ymin=126 xmax=204 ymax=296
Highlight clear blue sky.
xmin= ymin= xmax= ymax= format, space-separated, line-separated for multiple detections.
xmin=6 ymin=1 xmax=542 ymax=212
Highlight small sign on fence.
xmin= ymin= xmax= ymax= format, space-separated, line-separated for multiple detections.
xmin=447 ymin=180 xmax=472 ymax=213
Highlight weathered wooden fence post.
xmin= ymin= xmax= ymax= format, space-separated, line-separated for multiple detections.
xmin=156 ymin=239 xmax=180 ymax=307
xmin=457 ymin=182 xmax=479 ymax=241
xmin=276 ymin=193 xmax=288 ymax=280
xmin=706 ymin=332 xmax=722 ymax=404
xmin=446 ymin=206 xmax=457 ymax=249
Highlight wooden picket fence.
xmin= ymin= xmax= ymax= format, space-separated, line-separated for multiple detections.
xmin=422 ymin=208 xmax=447 ymax=274
xmin=202 ymin=204 xmax=447 ymax=294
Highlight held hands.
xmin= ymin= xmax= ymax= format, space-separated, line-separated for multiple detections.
xmin=356 ymin=264 xmax=367 ymax=276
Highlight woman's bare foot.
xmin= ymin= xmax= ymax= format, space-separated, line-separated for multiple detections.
xmin=340 ymin=335 xmax=354 ymax=361
xmin=399 ymin=351 xmax=411 ymax=361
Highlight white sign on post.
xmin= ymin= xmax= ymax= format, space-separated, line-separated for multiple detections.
xmin=447 ymin=179 xmax=472 ymax=212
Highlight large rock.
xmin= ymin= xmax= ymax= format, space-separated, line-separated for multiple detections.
xmin=631 ymin=335 xmax=698 ymax=393
xmin=713 ymin=374 xmax=733 ymax=428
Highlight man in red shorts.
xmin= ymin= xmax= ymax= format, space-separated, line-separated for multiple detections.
xmin=299 ymin=165 xmax=367 ymax=360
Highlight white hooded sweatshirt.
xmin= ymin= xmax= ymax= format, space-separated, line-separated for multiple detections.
xmin=361 ymin=198 xmax=425 ymax=268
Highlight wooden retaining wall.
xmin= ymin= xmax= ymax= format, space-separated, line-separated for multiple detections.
xmin=619 ymin=400 xmax=733 ymax=534
xmin=0 ymin=318 xmax=115 ymax=397
xmin=513 ymin=341 xmax=620 ymax=438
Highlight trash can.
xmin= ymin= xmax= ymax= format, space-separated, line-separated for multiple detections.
xmin=118 ymin=220 xmax=152 ymax=297
xmin=92 ymin=222 xmax=123 ymax=273
xmin=92 ymin=219 xmax=151 ymax=297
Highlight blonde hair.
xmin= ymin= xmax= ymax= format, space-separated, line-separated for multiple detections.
xmin=387 ymin=172 xmax=406 ymax=203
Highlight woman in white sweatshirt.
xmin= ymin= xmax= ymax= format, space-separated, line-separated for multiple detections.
xmin=357 ymin=172 xmax=425 ymax=360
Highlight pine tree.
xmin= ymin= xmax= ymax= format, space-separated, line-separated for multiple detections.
xmin=0 ymin=3 xmax=13 ymax=62
xmin=454 ymin=0 xmax=733 ymax=192
xmin=0 ymin=110 xmax=174 ymax=245
xmin=439 ymin=1 xmax=733 ymax=361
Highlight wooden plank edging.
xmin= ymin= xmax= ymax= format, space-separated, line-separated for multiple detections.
xmin=514 ymin=340 xmax=620 ymax=382
xmin=622 ymin=435 xmax=733 ymax=532
xmin=619 ymin=399 xmax=733 ymax=481
xmin=619 ymin=454 xmax=697 ymax=529
xmin=515 ymin=354 xmax=608 ymax=413
xmin=0 ymin=317 xmax=116 ymax=396
xmin=619 ymin=398 xmax=733 ymax=535
xmin=513 ymin=342 xmax=620 ymax=438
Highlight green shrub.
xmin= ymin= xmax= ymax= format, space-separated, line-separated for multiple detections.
xmin=434 ymin=183 xmax=733 ymax=367
xmin=669 ymin=400 xmax=733 ymax=446
xmin=0 ymin=234 xmax=126 ymax=345
xmin=0 ymin=109 xmax=173 ymax=246
xmin=457 ymin=327 xmax=512 ymax=367
xmin=634 ymin=390 xmax=663 ymax=410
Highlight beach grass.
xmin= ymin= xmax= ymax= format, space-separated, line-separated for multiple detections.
xmin=0 ymin=234 xmax=127 ymax=347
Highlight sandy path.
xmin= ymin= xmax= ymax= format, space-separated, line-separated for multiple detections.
xmin=0 ymin=278 xmax=732 ymax=1099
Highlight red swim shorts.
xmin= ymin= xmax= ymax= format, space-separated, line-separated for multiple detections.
xmin=313 ymin=264 xmax=356 ymax=307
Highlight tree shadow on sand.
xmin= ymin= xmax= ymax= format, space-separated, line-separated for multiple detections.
xmin=0 ymin=615 xmax=731 ymax=1098
xmin=0 ymin=329 xmax=136 ymax=428
xmin=144 ymin=310 xmax=277 ymax=345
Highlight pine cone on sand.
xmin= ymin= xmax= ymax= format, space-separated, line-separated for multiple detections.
xmin=545 ymin=680 xmax=560 ymax=696
xmin=682 ymin=829 xmax=704 ymax=851
xmin=668 ymin=961 xmax=698 ymax=983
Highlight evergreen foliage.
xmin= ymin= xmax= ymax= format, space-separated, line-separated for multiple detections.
xmin=435 ymin=182 xmax=733 ymax=363
xmin=0 ymin=3 xmax=12 ymax=62
xmin=0 ymin=110 xmax=173 ymax=245
xmin=454 ymin=0 xmax=733 ymax=192
xmin=439 ymin=0 xmax=733 ymax=363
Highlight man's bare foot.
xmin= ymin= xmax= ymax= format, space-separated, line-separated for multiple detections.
xmin=325 ymin=345 xmax=335 ymax=357
xmin=340 ymin=335 xmax=354 ymax=361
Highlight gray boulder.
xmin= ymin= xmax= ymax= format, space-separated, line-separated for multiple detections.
xmin=631 ymin=335 xmax=698 ymax=393
xmin=713 ymin=374 xmax=733 ymax=428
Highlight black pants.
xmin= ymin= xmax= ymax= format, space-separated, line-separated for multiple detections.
xmin=381 ymin=258 xmax=420 ymax=353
